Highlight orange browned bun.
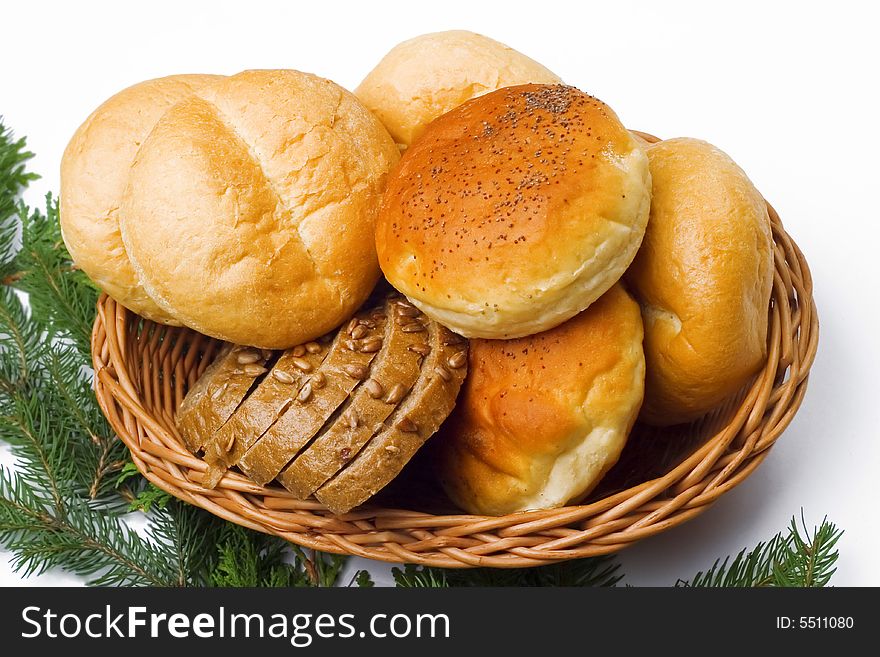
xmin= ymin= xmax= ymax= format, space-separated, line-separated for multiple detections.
xmin=436 ymin=285 xmax=645 ymax=516
xmin=626 ymin=138 xmax=773 ymax=426
xmin=375 ymin=84 xmax=651 ymax=340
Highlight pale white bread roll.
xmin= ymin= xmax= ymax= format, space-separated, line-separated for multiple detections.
xmin=376 ymin=84 xmax=651 ymax=339
xmin=436 ymin=285 xmax=645 ymax=516
xmin=120 ymin=70 xmax=400 ymax=349
xmin=356 ymin=30 xmax=561 ymax=148
xmin=60 ymin=74 xmax=223 ymax=323
xmin=625 ymin=138 xmax=773 ymax=426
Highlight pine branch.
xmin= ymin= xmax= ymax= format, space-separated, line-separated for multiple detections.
xmin=393 ymin=555 xmax=624 ymax=587
xmin=678 ymin=514 xmax=842 ymax=587
xmin=0 ymin=286 xmax=41 ymax=388
xmin=351 ymin=570 xmax=375 ymax=587
xmin=15 ymin=197 xmax=98 ymax=358
xmin=0 ymin=121 xmax=37 ymax=280
xmin=0 ymin=466 xmax=178 ymax=586
xmin=393 ymin=564 xmax=452 ymax=587
xmin=208 ymin=525 xmax=346 ymax=587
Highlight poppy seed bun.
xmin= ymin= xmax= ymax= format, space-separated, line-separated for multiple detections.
xmin=626 ymin=138 xmax=773 ymax=426
xmin=376 ymin=84 xmax=651 ymax=339
xmin=436 ymin=285 xmax=644 ymax=516
xmin=355 ymin=30 xmax=561 ymax=148
xmin=60 ymin=74 xmax=223 ymax=323
xmin=120 ymin=70 xmax=399 ymax=349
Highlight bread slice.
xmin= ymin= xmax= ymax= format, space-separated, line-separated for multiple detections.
xmin=201 ymin=337 xmax=331 ymax=488
xmin=176 ymin=344 xmax=273 ymax=453
xmin=176 ymin=295 xmax=467 ymax=512
xmin=277 ymin=297 xmax=430 ymax=498
xmin=316 ymin=323 xmax=467 ymax=514
xmin=236 ymin=304 xmax=388 ymax=485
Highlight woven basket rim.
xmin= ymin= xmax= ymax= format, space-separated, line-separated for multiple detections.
xmin=90 ymin=134 xmax=819 ymax=568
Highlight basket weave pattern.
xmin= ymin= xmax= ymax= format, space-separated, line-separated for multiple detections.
xmin=91 ymin=146 xmax=818 ymax=569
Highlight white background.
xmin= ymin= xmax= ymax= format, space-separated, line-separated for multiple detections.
xmin=2 ymin=0 xmax=878 ymax=587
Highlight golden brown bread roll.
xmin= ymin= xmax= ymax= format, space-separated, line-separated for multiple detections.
xmin=625 ymin=138 xmax=773 ymax=426
xmin=60 ymin=74 xmax=223 ymax=323
xmin=436 ymin=285 xmax=644 ymax=516
xmin=376 ymin=84 xmax=651 ymax=339
xmin=120 ymin=70 xmax=399 ymax=349
xmin=356 ymin=30 xmax=561 ymax=148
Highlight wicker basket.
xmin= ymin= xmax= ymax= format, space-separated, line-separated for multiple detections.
xmin=90 ymin=135 xmax=818 ymax=568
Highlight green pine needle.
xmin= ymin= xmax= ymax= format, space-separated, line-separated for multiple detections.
xmin=678 ymin=514 xmax=842 ymax=587
xmin=128 ymin=484 xmax=173 ymax=513
xmin=209 ymin=526 xmax=346 ymax=587
xmin=393 ymin=555 xmax=624 ymax=587
xmin=15 ymin=196 xmax=98 ymax=358
xmin=352 ymin=569 xmax=375 ymax=587
xmin=0 ymin=120 xmax=38 ymax=280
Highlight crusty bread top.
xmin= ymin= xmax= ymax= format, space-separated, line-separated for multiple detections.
xmin=119 ymin=70 xmax=399 ymax=348
xmin=625 ymin=137 xmax=773 ymax=426
xmin=376 ymin=84 xmax=651 ymax=339
xmin=59 ymin=74 xmax=223 ymax=324
xmin=356 ymin=30 xmax=561 ymax=147
xmin=436 ymin=284 xmax=644 ymax=516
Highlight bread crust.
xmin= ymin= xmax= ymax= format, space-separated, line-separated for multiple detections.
xmin=376 ymin=84 xmax=651 ymax=339
xmin=356 ymin=30 xmax=561 ymax=148
xmin=625 ymin=138 xmax=773 ymax=426
xmin=120 ymin=70 xmax=399 ymax=348
xmin=435 ymin=285 xmax=644 ymax=516
xmin=59 ymin=74 xmax=222 ymax=323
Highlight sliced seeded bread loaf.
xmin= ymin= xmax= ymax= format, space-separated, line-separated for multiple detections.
xmin=316 ymin=323 xmax=467 ymax=514
xmin=201 ymin=337 xmax=331 ymax=487
xmin=236 ymin=304 xmax=388 ymax=485
xmin=278 ymin=297 xmax=430 ymax=498
xmin=175 ymin=295 xmax=467 ymax=512
xmin=176 ymin=344 xmax=272 ymax=453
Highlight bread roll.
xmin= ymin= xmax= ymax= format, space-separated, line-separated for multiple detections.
xmin=60 ymin=74 xmax=222 ymax=323
xmin=376 ymin=84 xmax=651 ymax=339
xmin=436 ymin=285 xmax=644 ymax=516
xmin=625 ymin=138 xmax=773 ymax=426
xmin=120 ymin=70 xmax=399 ymax=348
xmin=356 ymin=30 xmax=561 ymax=148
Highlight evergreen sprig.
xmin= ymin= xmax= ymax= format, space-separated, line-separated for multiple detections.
xmin=393 ymin=556 xmax=624 ymax=587
xmin=0 ymin=120 xmax=38 ymax=282
xmin=15 ymin=196 xmax=97 ymax=357
xmin=678 ymin=515 xmax=842 ymax=588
